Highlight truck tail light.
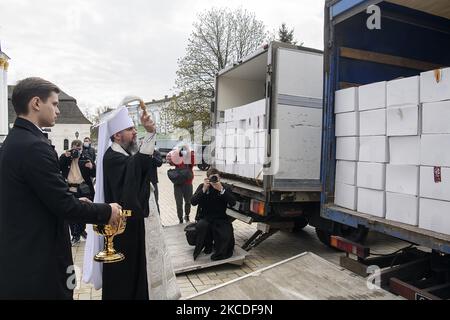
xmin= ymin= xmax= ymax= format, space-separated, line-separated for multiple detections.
xmin=330 ymin=236 xmax=370 ymax=259
xmin=250 ymin=199 xmax=265 ymax=216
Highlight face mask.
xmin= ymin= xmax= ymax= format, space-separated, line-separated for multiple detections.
xmin=83 ymin=143 xmax=90 ymax=148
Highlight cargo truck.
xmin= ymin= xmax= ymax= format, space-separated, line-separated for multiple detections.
xmin=211 ymin=41 xmax=325 ymax=249
xmin=319 ymin=0 xmax=450 ymax=299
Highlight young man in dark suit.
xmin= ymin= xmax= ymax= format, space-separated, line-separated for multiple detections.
xmin=0 ymin=77 xmax=122 ymax=300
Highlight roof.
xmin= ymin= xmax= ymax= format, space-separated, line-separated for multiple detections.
xmin=8 ymin=85 xmax=92 ymax=125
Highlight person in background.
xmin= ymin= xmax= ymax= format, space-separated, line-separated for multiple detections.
xmin=82 ymin=137 xmax=96 ymax=163
xmin=191 ymin=168 xmax=236 ymax=261
xmin=149 ymin=149 xmax=163 ymax=214
xmin=59 ymin=139 xmax=96 ymax=245
xmin=166 ymin=144 xmax=195 ymax=223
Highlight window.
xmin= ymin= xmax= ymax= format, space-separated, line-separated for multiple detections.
xmin=64 ymin=139 xmax=69 ymax=150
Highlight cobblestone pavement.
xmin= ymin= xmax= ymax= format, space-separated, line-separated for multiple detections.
xmin=72 ymin=164 xmax=408 ymax=300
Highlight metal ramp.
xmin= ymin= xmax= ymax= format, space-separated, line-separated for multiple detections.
xmin=186 ymin=252 xmax=403 ymax=300
xmin=163 ymin=223 xmax=247 ymax=275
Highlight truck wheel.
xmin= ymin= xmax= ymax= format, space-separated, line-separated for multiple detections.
xmin=337 ymin=224 xmax=369 ymax=244
xmin=315 ymin=228 xmax=333 ymax=247
xmin=315 ymin=224 xmax=368 ymax=248
xmin=293 ymin=217 xmax=309 ymax=232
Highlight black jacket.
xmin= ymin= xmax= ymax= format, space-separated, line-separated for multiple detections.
xmin=191 ymin=184 xmax=236 ymax=221
xmin=0 ymin=118 xmax=111 ymax=300
xmin=59 ymin=152 xmax=96 ymax=197
xmin=149 ymin=149 xmax=163 ymax=184
xmin=82 ymin=146 xmax=96 ymax=163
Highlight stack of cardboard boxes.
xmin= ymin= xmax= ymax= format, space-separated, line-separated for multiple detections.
xmin=215 ymin=99 xmax=266 ymax=179
xmin=385 ymin=76 xmax=421 ymax=225
xmin=357 ymin=81 xmax=388 ymax=218
xmin=334 ymin=67 xmax=450 ymax=236
xmin=419 ymin=68 xmax=450 ymax=235
xmin=334 ymin=87 xmax=359 ymax=210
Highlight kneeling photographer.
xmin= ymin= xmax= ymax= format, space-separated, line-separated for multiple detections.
xmin=59 ymin=139 xmax=96 ymax=245
xmin=191 ymin=168 xmax=236 ymax=261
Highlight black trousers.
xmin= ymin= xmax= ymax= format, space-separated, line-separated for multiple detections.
xmin=174 ymin=184 xmax=193 ymax=222
xmin=69 ymin=188 xmax=92 ymax=239
xmin=152 ymin=182 xmax=160 ymax=215
xmin=194 ymin=218 xmax=235 ymax=260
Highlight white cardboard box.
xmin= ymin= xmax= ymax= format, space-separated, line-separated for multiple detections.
xmin=389 ymin=136 xmax=420 ymax=165
xmin=336 ymin=137 xmax=359 ymax=161
xmin=420 ymin=134 xmax=450 ymax=167
xmin=248 ymin=99 xmax=266 ymax=116
xmin=357 ymin=162 xmax=386 ymax=190
xmin=254 ymin=164 xmax=263 ymax=179
xmin=224 ymin=109 xmax=234 ymax=122
xmin=359 ymin=136 xmax=388 ymax=163
xmin=335 ymin=183 xmax=358 ymax=210
xmin=420 ymin=166 xmax=450 ymax=202
xmin=422 ymin=101 xmax=450 ymax=134
xmin=225 ymin=148 xmax=236 ymax=163
xmin=420 ymin=67 xmax=450 ymax=103
xmin=387 ymin=105 xmax=419 ymax=136
xmin=336 ymin=112 xmax=359 ymax=137
xmin=386 ymin=192 xmax=419 ymax=226
xmin=357 ymin=188 xmax=386 ymax=218
xmin=387 ymin=76 xmax=420 ymax=107
xmin=225 ymin=132 xmax=236 ymax=148
xmin=236 ymin=147 xmax=246 ymax=164
xmin=359 ymin=109 xmax=386 ymax=136
xmin=335 ymin=87 xmax=358 ymax=114
xmin=215 ymin=147 xmax=225 ymax=161
xmin=335 ymin=160 xmax=357 ymax=185
xmin=256 ymin=131 xmax=266 ymax=148
xmin=215 ymin=131 xmax=225 ymax=148
xmin=419 ymin=198 xmax=450 ymax=235
xmin=257 ymin=147 xmax=265 ymax=164
xmin=247 ymin=148 xmax=258 ymax=165
xmin=386 ymin=165 xmax=419 ymax=196
xmin=358 ymin=81 xmax=386 ymax=111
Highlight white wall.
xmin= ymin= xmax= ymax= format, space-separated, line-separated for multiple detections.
xmin=48 ymin=124 xmax=92 ymax=156
xmin=0 ymin=56 xmax=9 ymax=141
xmin=217 ymin=77 xmax=265 ymax=112
xmin=276 ymin=48 xmax=323 ymax=99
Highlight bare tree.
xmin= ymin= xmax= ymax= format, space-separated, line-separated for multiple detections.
xmin=172 ymin=7 xmax=268 ymax=132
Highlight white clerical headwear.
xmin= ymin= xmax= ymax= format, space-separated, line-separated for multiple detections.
xmin=107 ymin=106 xmax=135 ymax=136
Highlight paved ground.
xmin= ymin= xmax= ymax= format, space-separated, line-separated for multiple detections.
xmin=72 ymin=164 xmax=409 ymax=300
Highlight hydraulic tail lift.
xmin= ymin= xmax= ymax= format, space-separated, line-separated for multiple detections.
xmin=331 ymin=236 xmax=450 ymax=300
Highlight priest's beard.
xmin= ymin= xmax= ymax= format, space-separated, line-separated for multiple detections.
xmin=121 ymin=140 xmax=139 ymax=155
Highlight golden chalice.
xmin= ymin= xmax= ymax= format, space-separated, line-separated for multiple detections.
xmin=93 ymin=210 xmax=132 ymax=263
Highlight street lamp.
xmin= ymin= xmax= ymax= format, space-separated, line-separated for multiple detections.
xmin=75 ymin=131 xmax=79 ymax=139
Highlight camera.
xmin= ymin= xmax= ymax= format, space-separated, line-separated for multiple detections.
xmin=209 ymin=175 xmax=219 ymax=183
xmin=70 ymin=149 xmax=80 ymax=159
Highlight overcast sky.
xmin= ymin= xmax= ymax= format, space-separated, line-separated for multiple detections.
xmin=0 ymin=0 xmax=325 ymax=115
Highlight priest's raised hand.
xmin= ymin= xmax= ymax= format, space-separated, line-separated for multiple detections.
xmin=141 ymin=109 xmax=156 ymax=133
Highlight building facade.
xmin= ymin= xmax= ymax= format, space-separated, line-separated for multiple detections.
xmin=126 ymin=94 xmax=177 ymax=135
xmin=0 ymin=48 xmax=10 ymax=144
xmin=8 ymin=86 xmax=92 ymax=156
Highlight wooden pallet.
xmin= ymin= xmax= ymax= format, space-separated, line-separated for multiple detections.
xmin=163 ymin=223 xmax=248 ymax=274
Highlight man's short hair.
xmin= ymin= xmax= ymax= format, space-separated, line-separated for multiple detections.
xmin=71 ymin=140 xmax=82 ymax=148
xmin=207 ymin=168 xmax=220 ymax=177
xmin=11 ymin=77 xmax=61 ymax=116
xmin=84 ymin=137 xmax=91 ymax=142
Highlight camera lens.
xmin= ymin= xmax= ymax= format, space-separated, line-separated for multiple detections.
xmin=71 ymin=149 xmax=80 ymax=158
